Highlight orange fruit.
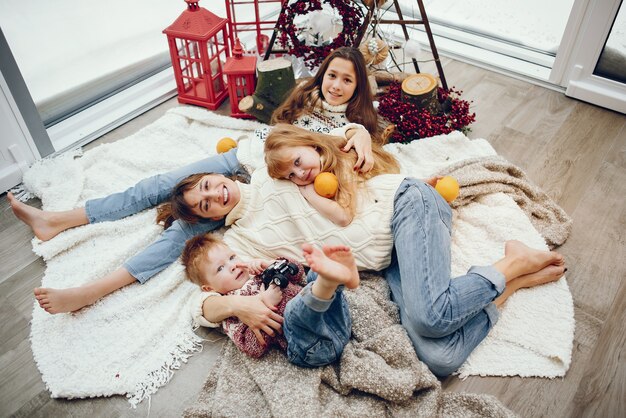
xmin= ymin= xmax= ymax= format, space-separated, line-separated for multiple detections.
xmin=435 ymin=176 xmax=460 ymax=202
xmin=314 ymin=172 xmax=339 ymax=198
xmin=216 ymin=137 xmax=237 ymax=154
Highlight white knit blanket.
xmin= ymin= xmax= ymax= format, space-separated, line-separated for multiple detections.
xmin=25 ymin=107 xmax=574 ymax=404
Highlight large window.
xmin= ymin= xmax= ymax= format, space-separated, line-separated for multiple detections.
xmin=394 ymin=0 xmax=576 ymax=80
xmin=0 ymin=0 xmax=195 ymax=127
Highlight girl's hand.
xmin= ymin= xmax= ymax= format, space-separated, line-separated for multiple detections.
xmin=234 ymin=295 xmax=284 ymax=345
xmin=425 ymin=176 xmax=443 ymax=188
xmin=343 ymin=128 xmax=374 ymax=173
xmin=260 ymin=284 xmax=283 ymax=309
xmin=298 ymin=183 xmax=318 ymax=201
xmin=236 ymin=259 xmax=270 ymax=276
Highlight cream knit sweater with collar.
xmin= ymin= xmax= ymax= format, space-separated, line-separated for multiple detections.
xmin=222 ymin=168 xmax=406 ymax=271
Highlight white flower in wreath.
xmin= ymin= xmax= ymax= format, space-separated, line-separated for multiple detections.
xmin=309 ymin=10 xmax=336 ymax=42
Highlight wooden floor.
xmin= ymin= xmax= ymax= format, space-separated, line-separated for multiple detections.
xmin=1 ymin=58 xmax=624 ymax=417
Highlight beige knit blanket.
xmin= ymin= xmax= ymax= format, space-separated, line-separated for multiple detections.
xmin=184 ymin=273 xmax=516 ymax=418
xmin=443 ymin=156 xmax=572 ymax=249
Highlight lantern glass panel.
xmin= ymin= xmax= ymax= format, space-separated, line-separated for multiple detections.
xmin=236 ymin=77 xmax=246 ymax=98
xmin=216 ymin=31 xmax=225 ymax=48
xmin=175 ymin=38 xmax=206 ymax=97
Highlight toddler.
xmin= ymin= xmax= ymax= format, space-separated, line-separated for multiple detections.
xmin=182 ymin=233 xmax=359 ymax=366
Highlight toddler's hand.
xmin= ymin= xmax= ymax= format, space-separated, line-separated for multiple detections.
xmin=260 ymin=284 xmax=282 ymax=308
xmin=237 ymin=259 xmax=270 ymax=276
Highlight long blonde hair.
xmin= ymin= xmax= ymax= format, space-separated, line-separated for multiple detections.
xmin=264 ymin=124 xmax=399 ymax=218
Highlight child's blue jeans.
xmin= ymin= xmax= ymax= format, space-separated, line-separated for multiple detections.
xmin=283 ymin=272 xmax=352 ymax=368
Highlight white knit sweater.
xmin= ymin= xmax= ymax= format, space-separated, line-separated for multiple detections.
xmin=223 ymin=168 xmax=405 ymax=271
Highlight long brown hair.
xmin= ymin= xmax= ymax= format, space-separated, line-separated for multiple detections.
xmin=271 ymin=47 xmax=380 ymax=142
xmin=264 ymin=124 xmax=399 ymax=218
xmin=156 ymin=172 xmax=249 ymax=229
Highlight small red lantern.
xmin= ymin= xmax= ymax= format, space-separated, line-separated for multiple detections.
xmin=163 ymin=0 xmax=232 ymax=110
xmin=223 ymin=39 xmax=257 ymax=118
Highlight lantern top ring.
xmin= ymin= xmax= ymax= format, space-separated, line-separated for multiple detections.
xmin=185 ymin=0 xmax=200 ymax=10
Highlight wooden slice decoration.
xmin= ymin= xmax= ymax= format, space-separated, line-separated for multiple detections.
xmin=401 ymin=73 xmax=441 ymax=114
xmin=372 ymin=70 xmax=412 ymax=86
xmin=239 ymin=57 xmax=296 ymax=123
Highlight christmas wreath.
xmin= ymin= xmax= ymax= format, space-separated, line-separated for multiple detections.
xmin=377 ymin=82 xmax=476 ymax=143
xmin=276 ymin=0 xmax=364 ymax=69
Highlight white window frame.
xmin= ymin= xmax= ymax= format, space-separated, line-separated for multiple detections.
xmin=0 ymin=70 xmax=40 ymax=192
xmin=47 ymin=67 xmax=177 ymax=153
xmin=553 ymin=0 xmax=626 ymax=113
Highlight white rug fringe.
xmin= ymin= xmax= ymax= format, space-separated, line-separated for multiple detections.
xmin=8 ymin=183 xmax=35 ymax=202
xmin=127 ymin=333 xmax=204 ymax=408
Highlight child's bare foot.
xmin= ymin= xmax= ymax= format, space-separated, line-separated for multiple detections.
xmin=321 ymin=244 xmax=360 ymax=289
xmin=302 ymin=243 xmax=360 ymax=289
xmin=496 ymin=240 xmax=565 ymax=281
xmin=8 ymin=192 xmax=62 ymax=241
xmin=34 ymin=287 xmax=97 ymax=314
xmin=494 ymin=264 xmax=566 ymax=307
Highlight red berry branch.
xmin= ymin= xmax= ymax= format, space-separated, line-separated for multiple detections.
xmin=378 ymin=82 xmax=476 ymax=143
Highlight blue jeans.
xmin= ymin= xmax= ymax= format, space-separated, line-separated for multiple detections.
xmin=84 ymin=149 xmax=243 ymax=283
xmin=283 ymin=272 xmax=352 ymax=368
xmin=384 ymin=179 xmax=504 ymax=377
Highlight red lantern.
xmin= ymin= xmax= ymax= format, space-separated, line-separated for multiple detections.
xmin=223 ymin=39 xmax=257 ymax=118
xmin=163 ymin=0 xmax=232 ymax=110
xmin=224 ymin=0 xmax=285 ymax=54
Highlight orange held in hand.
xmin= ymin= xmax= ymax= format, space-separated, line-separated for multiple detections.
xmin=314 ymin=172 xmax=339 ymax=198
xmin=216 ymin=137 xmax=237 ymax=154
xmin=435 ymin=176 xmax=460 ymax=202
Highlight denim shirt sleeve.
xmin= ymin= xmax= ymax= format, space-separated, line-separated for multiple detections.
xmin=124 ymin=217 xmax=225 ymax=283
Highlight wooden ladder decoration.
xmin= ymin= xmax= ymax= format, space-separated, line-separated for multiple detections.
xmin=355 ymin=0 xmax=448 ymax=90
xmin=263 ymin=0 xmax=447 ymax=89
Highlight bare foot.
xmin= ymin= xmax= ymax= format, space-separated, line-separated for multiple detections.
xmin=8 ymin=193 xmax=89 ymax=241
xmin=8 ymin=192 xmax=60 ymax=241
xmin=495 ymin=264 xmax=566 ymax=307
xmin=34 ymin=287 xmax=97 ymax=314
xmin=496 ymin=240 xmax=565 ymax=281
xmin=302 ymin=243 xmax=360 ymax=289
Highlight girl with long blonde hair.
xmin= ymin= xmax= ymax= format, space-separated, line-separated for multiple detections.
xmin=265 ymin=124 xmax=399 ymax=226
